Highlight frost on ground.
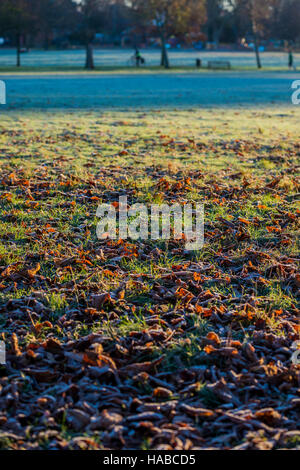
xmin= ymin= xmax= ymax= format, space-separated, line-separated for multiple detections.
xmin=0 ymin=108 xmax=299 ymax=450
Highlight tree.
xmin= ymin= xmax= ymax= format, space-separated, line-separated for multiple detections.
xmin=78 ymin=0 xmax=105 ymax=69
xmin=0 ymin=0 xmax=37 ymax=66
xmin=206 ymin=0 xmax=226 ymax=48
xmin=134 ymin=0 xmax=206 ymax=68
xmin=271 ymin=0 xmax=300 ymax=43
xmin=249 ymin=0 xmax=266 ymax=68
xmin=229 ymin=0 xmax=273 ymax=69
xmin=103 ymin=0 xmax=132 ymax=44
xmin=36 ymin=0 xmax=78 ymax=50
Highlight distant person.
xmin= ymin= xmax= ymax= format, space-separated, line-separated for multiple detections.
xmin=288 ymin=47 xmax=296 ymax=71
xmin=135 ymin=48 xmax=145 ymax=67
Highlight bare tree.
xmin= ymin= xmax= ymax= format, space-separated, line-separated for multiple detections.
xmin=206 ymin=0 xmax=226 ymax=48
xmin=229 ymin=0 xmax=274 ymax=69
xmin=0 ymin=0 xmax=37 ymax=66
xmin=36 ymin=0 xmax=78 ymax=50
xmin=134 ymin=0 xmax=206 ymax=68
xmin=271 ymin=0 xmax=300 ymax=43
xmin=250 ymin=0 xmax=262 ymax=68
xmin=78 ymin=0 xmax=104 ymax=69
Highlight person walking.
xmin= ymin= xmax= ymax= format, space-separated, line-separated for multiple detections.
xmin=288 ymin=45 xmax=296 ymax=71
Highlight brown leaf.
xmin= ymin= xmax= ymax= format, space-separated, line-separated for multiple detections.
xmin=180 ymin=404 xmax=216 ymax=419
xmin=11 ymin=333 xmax=22 ymax=357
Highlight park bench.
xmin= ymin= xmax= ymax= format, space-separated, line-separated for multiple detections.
xmin=207 ymin=60 xmax=231 ymax=70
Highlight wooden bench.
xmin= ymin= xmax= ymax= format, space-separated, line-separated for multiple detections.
xmin=207 ymin=60 xmax=231 ymax=70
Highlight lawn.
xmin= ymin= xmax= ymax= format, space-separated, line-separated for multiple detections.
xmin=0 ymin=48 xmax=299 ymax=70
xmin=0 ymin=107 xmax=299 ymax=450
xmin=3 ymin=69 xmax=298 ymax=110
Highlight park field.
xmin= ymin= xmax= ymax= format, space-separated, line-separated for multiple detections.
xmin=0 ymin=107 xmax=299 ymax=450
xmin=0 ymin=48 xmax=299 ymax=70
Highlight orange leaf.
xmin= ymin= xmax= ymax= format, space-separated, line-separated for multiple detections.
xmin=204 ymin=345 xmax=216 ymax=354
xmin=206 ymin=332 xmax=221 ymax=345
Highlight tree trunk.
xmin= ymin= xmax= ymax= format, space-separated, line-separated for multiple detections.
xmin=254 ymin=34 xmax=262 ymax=69
xmin=85 ymin=43 xmax=94 ymax=70
xmin=213 ymin=28 xmax=221 ymax=49
xmin=160 ymin=33 xmax=169 ymax=69
xmin=16 ymin=33 xmax=21 ymax=67
xmin=212 ymin=20 xmax=225 ymax=50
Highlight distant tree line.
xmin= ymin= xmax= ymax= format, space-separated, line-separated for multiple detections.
xmin=0 ymin=0 xmax=299 ymax=68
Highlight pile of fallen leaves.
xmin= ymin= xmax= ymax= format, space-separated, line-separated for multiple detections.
xmin=0 ymin=110 xmax=299 ymax=450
